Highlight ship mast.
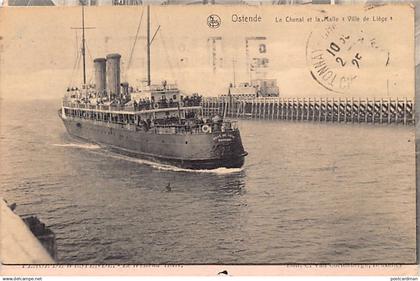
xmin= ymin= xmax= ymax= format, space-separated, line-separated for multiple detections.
xmin=71 ymin=2 xmax=94 ymax=86
xmin=81 ymin=3 xmax=87 ymax=85
xmin=147 ymin=5 xmax=151 ymax=86
xmin=232 ymin=58 xmax=236 ymax=87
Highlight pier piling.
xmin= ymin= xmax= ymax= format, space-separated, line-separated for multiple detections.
xmin=202 ymin=97 xmax=414 ymax=125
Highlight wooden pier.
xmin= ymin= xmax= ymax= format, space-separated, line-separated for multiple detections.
xmin=201 ymin=97 xmax=415 ymax=125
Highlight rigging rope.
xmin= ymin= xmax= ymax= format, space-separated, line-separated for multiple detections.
xmin=69 ymin=30 xmax=81 ymax=87
xmin=159 ymin=30 xmax=177 ymax=84
xmin=126 ymin=7 xmax=145 ymax=76
xmin=154 ymin=10 xmax=177 ymax=85
xmin=74 ymin=51 xmax=81 ymax=86
xmin=85 ymin=40 xmax=94 ymax=64
xmin=85 ymin=40 xmax=95 ymax=84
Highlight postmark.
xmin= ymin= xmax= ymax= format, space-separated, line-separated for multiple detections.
xmin=306 ymin=23 xmax=390 ymax=94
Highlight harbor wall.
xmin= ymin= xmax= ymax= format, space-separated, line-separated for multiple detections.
xmin=202 ymin=97 xmax=415 ymax=125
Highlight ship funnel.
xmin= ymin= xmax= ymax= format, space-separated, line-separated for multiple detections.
xmin=106 ymin=53 xmax=121 ymax=99
xmin=121 ymin=82 xmax=129 ymax=97
xmin=94 ymin=58 xmax=106 ymax=96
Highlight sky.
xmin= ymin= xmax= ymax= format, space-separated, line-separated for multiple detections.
xmin=0 ymin=4 xmax=415 ymax=100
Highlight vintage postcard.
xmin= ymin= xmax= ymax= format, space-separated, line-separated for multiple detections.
xmin=0 ymin=3 xmax=417 ymax=277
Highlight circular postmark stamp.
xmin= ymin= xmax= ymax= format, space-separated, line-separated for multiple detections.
xmin=306 ymin=23 xmax=390 ymax=94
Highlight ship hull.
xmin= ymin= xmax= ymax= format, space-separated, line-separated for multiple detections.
xmin=59 ymin=114 xmax=247 ymax=170
xmin=103 ymin=144 xmax=245 ymax=169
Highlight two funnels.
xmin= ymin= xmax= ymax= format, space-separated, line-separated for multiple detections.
xmin=94 ymin=53 xmax=121 ymax=100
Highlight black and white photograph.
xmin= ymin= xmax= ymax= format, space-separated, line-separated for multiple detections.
xmin=0 ymin=1 xmax=417 ymax=275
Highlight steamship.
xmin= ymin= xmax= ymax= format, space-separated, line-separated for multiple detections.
xmin=59 ymin=5 xmax=247 ymax=169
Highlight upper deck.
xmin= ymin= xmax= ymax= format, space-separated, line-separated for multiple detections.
xmin=61 ymin=99 xmax=203 ymax=128
xmin=63 ymin=81 xmax=203 ymax=115
xmin=61 ymin=79 xmax=239 ymax=134
xmin=62 ymin=100 xmax=202 ymax=115
xmin=61 ymin=99 xmax=239 ymax=134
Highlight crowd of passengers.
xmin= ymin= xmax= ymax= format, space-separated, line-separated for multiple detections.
xmin=137 ymin=114 xmax=230 ymax=133
xmin=133 ymin=94 xmax=202 ymax=111
xmin=65 ymin=88 xmax=202 ymax=111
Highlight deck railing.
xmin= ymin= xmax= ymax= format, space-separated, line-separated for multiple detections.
xmin=153 ymin=120 xmax=237 ymax=134
xmin=62 ymin=100 xmax=202 ymax=112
